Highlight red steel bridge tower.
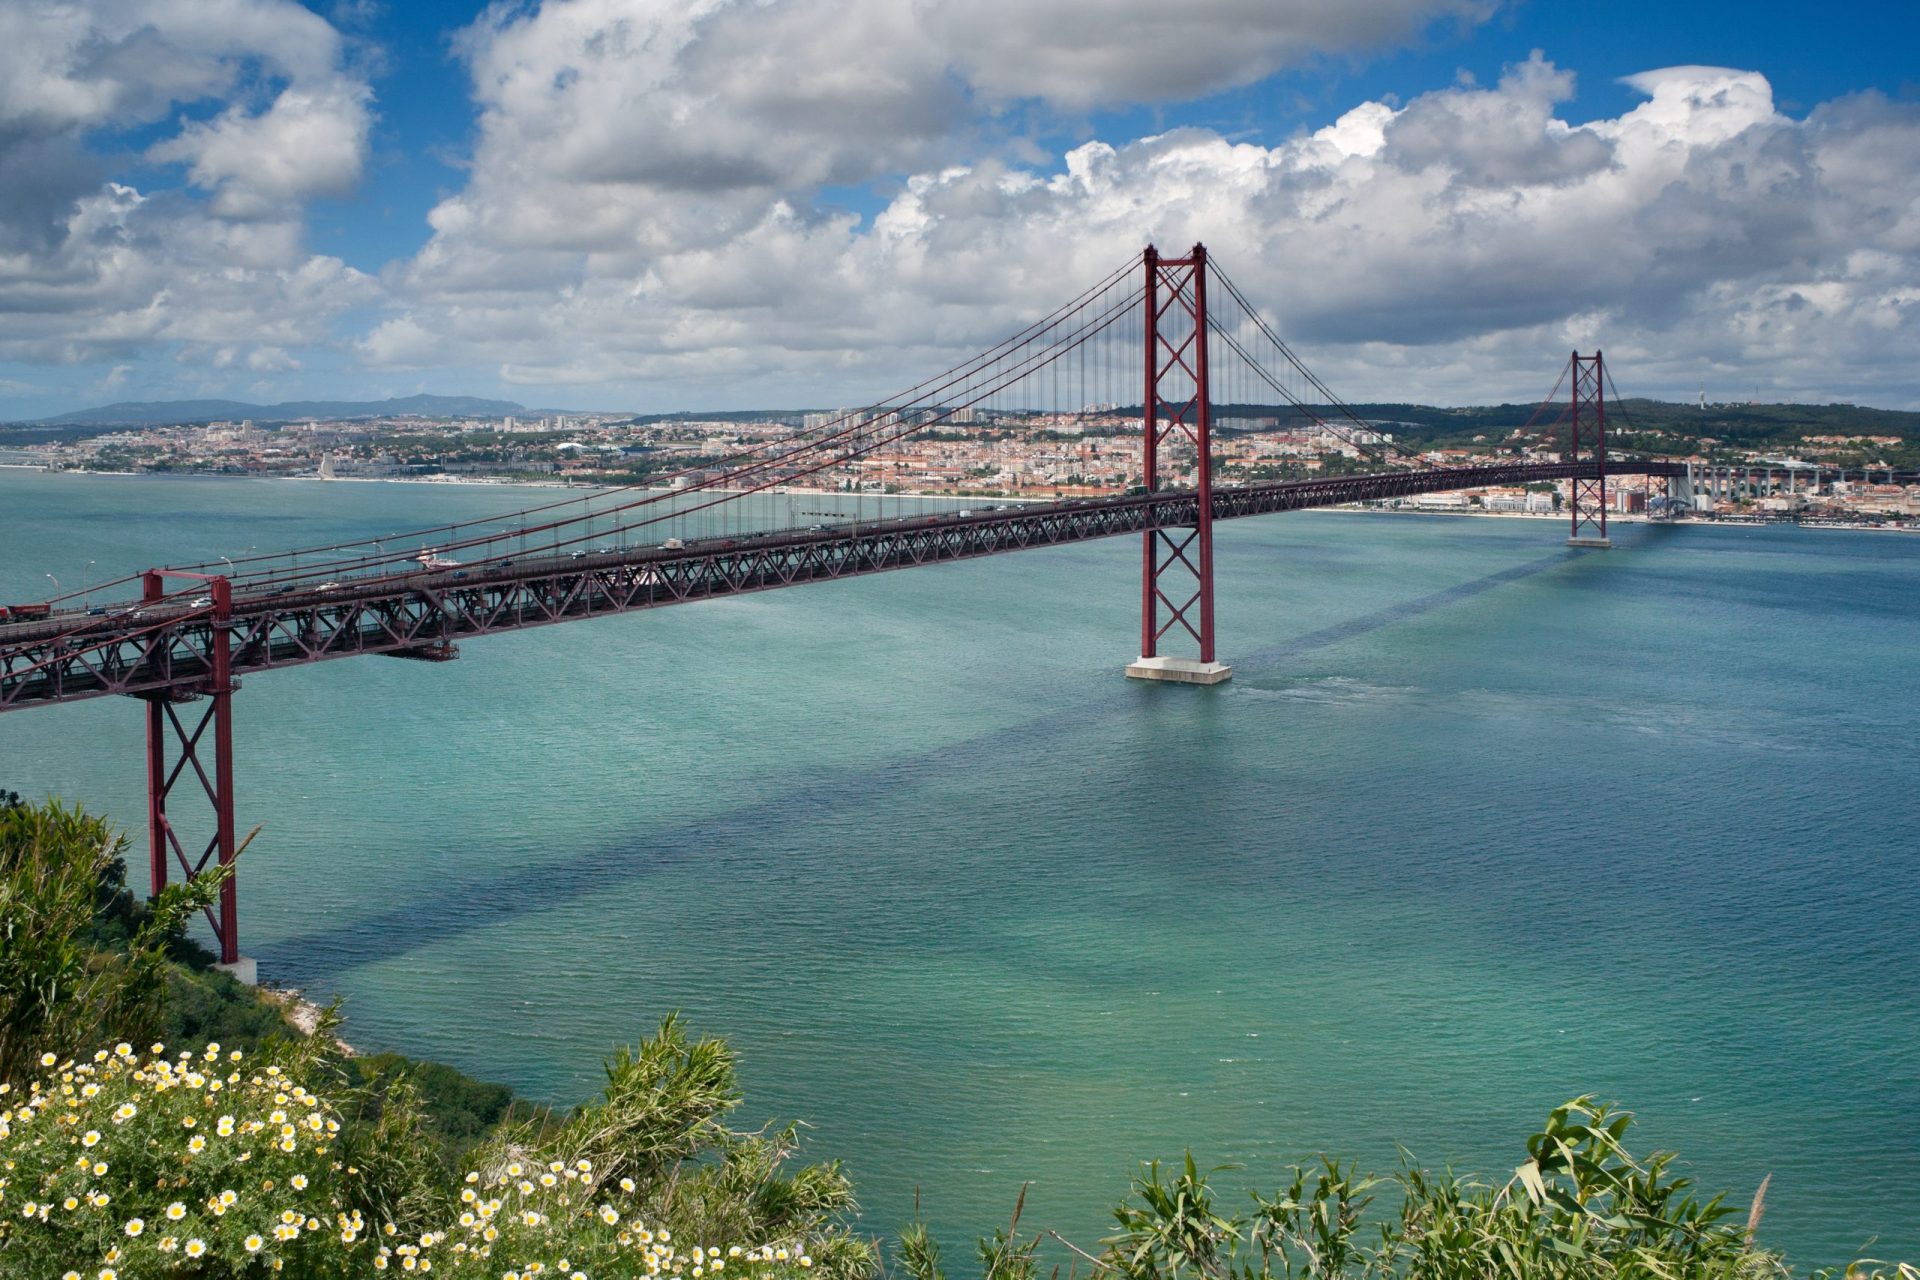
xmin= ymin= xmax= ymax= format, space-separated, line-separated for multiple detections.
xmin=1126 ymin=244 xmax=1231 ymax=685
xmin=1567 ymin=350 xmax=1611 ymax=548
xmin=141 ymin=568 xmax=248 ymax=979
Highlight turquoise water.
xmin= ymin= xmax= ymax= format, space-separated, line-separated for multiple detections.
xmin=2 ymin=469 xmax=1917 ymax=1267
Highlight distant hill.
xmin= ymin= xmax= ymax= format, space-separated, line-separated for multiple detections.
xmin=38 ymin=394 xmax=528 ymax=426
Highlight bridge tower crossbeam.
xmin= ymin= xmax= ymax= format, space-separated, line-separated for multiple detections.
xmin=1126 ymin=243 xmax=1231 ymax=685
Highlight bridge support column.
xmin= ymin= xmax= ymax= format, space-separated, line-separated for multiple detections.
xmin=1128 ymin=243 xmax=1231 ymax=685
xmin=139 ymin=570 xmax=249 ymax=979
xmin=1674 ymin=464 xmax=1698 ymax=514
xmin=1567 ymin=350 xmax=1611 ymax=548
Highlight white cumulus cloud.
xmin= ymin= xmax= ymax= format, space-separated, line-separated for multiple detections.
xmin=928 ymin=0 xmax=1498 ymax=109
xmin=149 ymin=81 xmax=373 ymax=219
xmin=7 ymin=0 xmax=1920 ymax=414
xmin=366 ymin=27 xmax=1920 ymax=409
xmin=0 ymin=0 xmax=377 ymax=384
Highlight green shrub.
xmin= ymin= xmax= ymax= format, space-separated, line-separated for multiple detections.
xmin=338 ymin=1052 xmax=531 ymax=1172
xmin=1 ymin=1040 xmax=361 ymax=1275
xmin=161 ymin=964 xmax=302 ymax=1051
xmin=470 ymin=1014 xmax=875 ymax=1280
xmin=0 ymin=1038 xmax=831 ymax=1279
xmin=0 ymin=798 xmax=232 ymax=1086
xmin=988 ymin=1097 xmax=1917 ymax=1280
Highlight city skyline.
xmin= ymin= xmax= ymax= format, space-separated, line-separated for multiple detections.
xmin=3 ymin=1 xmax=1919 ymax=419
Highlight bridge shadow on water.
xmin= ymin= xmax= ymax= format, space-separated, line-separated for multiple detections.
xmin=1235 ymin=541 xmax=1589 ymax=668
xmin=257 ymin=537 xmax=1600 ymax=983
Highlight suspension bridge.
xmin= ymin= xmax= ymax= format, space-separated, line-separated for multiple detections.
xmin=3 ymin=244 xmax=1697 ymax=973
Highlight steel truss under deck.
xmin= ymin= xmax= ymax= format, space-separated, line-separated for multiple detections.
xmin=3 ymin=457 xmax=1679 ymax=712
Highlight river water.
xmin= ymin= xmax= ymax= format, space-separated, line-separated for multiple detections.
xmin=2 ymin=468 xmax=1916 ymax=1266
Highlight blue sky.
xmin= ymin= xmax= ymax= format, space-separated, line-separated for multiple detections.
xmin=4 ymin=0 xmax=1919 ymax=417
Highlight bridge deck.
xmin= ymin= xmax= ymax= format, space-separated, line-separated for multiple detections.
xmin=2 ymin=459 xmax=1675 ymax=709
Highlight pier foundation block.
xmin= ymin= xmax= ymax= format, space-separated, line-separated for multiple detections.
xmin=215 ymin=956 xmax=258 ymax=986
xmin=1125 ymin=656 xmax=1233 ymax=685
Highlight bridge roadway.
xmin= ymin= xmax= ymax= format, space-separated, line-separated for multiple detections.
xmin=2 ymin=458 xmax=1680 ymax=710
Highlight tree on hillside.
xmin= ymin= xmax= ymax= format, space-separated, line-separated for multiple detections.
xmin=0 ymin=795 xmax=230 ymax=1084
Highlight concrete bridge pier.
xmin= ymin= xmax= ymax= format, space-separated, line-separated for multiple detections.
xmin=1675 ymin=463 xmax=1698 ymax=512
xmin=1126 ymin=655 xmax=1234 ymax=685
